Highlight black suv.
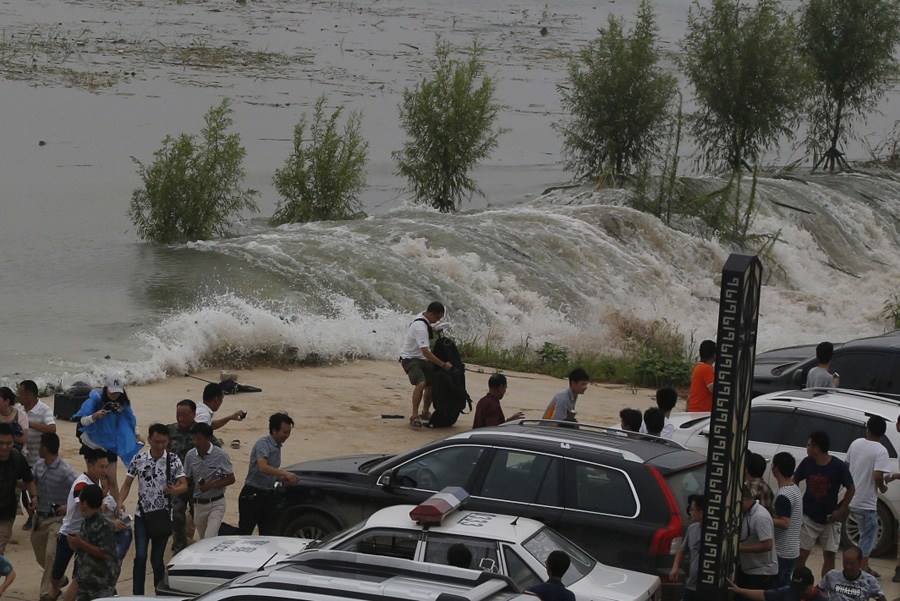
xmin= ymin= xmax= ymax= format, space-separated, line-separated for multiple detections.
xmin=278 ymin=420 xmax=705 ymax=600
xmin=753 ymin=331 xmax=900 ymax=396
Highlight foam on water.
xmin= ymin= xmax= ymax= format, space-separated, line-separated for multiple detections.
xmin=12 ymin=172 xmax=897 ymax=389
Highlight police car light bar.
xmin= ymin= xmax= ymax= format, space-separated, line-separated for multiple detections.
xmin=409 ymin=487 xmax=469 ymax=525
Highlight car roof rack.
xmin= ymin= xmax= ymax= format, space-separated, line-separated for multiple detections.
xmin=799 ymin=387 xmax=900 ymax=405
xmin=449 ymin=419 xmax=688 ymax=463
xmin=279 ymin=549 xmax=520 ymax=594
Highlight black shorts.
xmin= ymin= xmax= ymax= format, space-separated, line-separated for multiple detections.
xmin=79 ymin=444 xmax=118 ymax=463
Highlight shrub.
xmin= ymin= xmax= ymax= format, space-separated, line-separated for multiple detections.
xmin=558 ymin=0 xmax=677 ymax=178
xmin=271 ymin=95 xmax=368 ymax=225
xmin=393 ymin=37 xmax=506 ymax=213
xmin=800 ymin=0 xmax=900 ymax=171
xmin=681 ymin=0 xmax=808 ymax=172
xmin=129 ymin=99 xmax=258 ymax=243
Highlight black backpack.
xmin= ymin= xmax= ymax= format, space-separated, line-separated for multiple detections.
xmin=428 ymin=336 xmax=472 ymax=428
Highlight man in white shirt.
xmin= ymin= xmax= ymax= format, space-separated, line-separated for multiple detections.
xmin=846 ymin=416 xmax=891 ymax=577
xmin=18 ymin=380 xmax=56 ymax=531
xmin=399 ymin=302 xmax=453 ymax=428
xmin=196 ymin=383 xmax=245 ymax=431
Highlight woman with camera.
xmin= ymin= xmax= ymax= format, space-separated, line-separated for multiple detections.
xmin=73 ymin=376 xmax=144 ymax=500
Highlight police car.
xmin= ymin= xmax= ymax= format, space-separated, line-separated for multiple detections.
xmin=161 ymin=488 xmax=661 ymax=601
xmin=111 ymin=549 xmax=533 ymax=601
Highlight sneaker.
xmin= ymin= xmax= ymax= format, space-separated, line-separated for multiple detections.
xmin=892 ymin=566 xmax=900 ymax=583
xmin=22 ymin=516 xmax=32 ymax=531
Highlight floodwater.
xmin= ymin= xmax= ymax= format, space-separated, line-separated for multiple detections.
xmin=0 ymin=0 xmax=897 ymax=386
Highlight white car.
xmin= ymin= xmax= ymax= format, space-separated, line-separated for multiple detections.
xmin=113 ymin=549 xmax=534 ymax=601
xmin=161 ymin=488 xmax=661 ymax=601
xmin=669 ymin=388 xmax=900 ymax=555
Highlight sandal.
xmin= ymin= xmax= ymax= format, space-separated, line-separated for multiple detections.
xmin=409 ymin=416 xmax=424 ymax=428
xmin=420 ymin=411 xmax=431 ymax=423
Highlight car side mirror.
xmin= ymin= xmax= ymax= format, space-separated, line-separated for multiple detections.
xmin=792 ymin=369 xmax=804 ymax=386
xmin=478 ymin=558 xmax=498 ymax=573
xmin=377 ymin=471 xmax=393 ymax=490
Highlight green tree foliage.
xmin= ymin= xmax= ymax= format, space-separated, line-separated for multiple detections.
xmin=130 ymin=99 xmax=257 ymax=243
xmin=681 ymin=0 xmax=808 ymax=172
xmin=394 ymin=37 xmax=506 ymax=213
xmin=558 ymin=0 xmax=677 ymax=178
xmin=800 ymin=0 xmax=900 ymax=171
xmin=271 ymin=95 xmax=369 ymax=225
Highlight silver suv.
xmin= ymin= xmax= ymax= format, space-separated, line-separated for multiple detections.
xmin=670 ymin=388 xmax=900 ymax=555
xmin=133 ymin=549 xmax=531 ymax=601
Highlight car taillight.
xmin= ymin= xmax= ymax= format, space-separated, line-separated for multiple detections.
xmin=647 ymin=465 xmax=684 ymax=556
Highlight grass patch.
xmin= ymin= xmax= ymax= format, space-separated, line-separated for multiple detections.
xmin=459 ymin=338 xmax=691 ymax=388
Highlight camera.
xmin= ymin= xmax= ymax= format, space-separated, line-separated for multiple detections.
xmin=103 ymin=402 xmax=123 ymax=413
xmin=238 ymin=411 xmax=247 ymax=420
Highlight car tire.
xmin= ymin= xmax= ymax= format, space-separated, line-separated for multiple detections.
xmin=841 ymin=501 xmax=896 ymax=557
xmin=284 ymin=513 xmax=341 ymax=540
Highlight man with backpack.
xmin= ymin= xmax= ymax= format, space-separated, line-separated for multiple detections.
xmin=399 ymin=302 xmax=453 ymax=428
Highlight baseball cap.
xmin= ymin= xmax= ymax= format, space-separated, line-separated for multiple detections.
xmin=791 ymin=566 xmax=814 ymax=590
xmin=105 ymin=375 xmax=125 ymax=394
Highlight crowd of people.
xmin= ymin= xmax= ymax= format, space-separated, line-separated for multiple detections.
xmin=0 ymin=376 xmax=306 ymax=601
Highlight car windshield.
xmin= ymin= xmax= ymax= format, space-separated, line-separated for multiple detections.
xmin=665 ymin=464 xmax=706 ymax=514
xmin=522 ymin=527 xmax=595 ymax=586
xmin=309 ymin=519 xmax=370 ymax=551
xmin=359 ymin=455 xmax=395 ymax=473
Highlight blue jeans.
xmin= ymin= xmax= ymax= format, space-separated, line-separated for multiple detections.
xmin=776 ymin=556 xmax=795 ymax=587
xmin=116 ymin=526 xmax=133 ymax=563
xmin=133 ymin=515 xmax=169 ymax=594
xmin=853 ymin=509 xmax=879 ymax=557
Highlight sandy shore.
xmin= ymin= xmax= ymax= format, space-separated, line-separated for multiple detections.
xmin=4 ymin=360 xmax=898 ymax=599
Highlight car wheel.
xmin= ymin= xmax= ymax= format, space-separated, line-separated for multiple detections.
xmin=841 ymin=502 xmax=896 ymax=557
xmin=284 ymin=513 xmax=340 ymax=540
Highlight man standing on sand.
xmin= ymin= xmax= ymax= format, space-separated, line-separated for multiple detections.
xmin=543 ymin=368 xmax=590 ymax=423
xmin=793 ymin=431 xmax=855 ymax=577
xmin=687 ymin=340 xmax=716 ymax=412
xmin=845 ymin=416 xmax=891 ymax=577
xmin=196 ymin=383 xmax=245 ymax=432
xmin=805 ymin=342 xmax=840 ymax=388
xmin=184 ymin=422 xmax=235 ymax=539
xmin=399 ymin=302 xmax=453 ymax=428
xmin=0 ymin=423 xmax=36 ymax=553
xmin=167 ymin=399 xmax=197 ymax=554
xmin=472 ymin=374 xmax=524 ymax=429
xmin=18 ymin=379 xmax=56 ymax=531
xmin=238 ymin=413 xmax=299 ymax=535
xmin=32 ymin=433 xmax=77 ymax=601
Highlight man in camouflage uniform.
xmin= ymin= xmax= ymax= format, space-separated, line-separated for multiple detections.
xmin=70 ymin=484 xmax=118 ymax=601
xmin=167 ymin=400 xmax=196 ymax=554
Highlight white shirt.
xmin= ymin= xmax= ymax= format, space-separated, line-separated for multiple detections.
xmin=60 ymin=473 xmax=98 ymax=535
xmin=195 ymin=403 xmax=214 ymax=425
xmin=25 ymin=400 xmax=55 ymax=465
xmin=846 ymin=437 xmax=892 ymax=511
xmin=399 ymin=313 xmax=431 ymax=360
xmin=639 ymin=416 xmax=675 ymax=439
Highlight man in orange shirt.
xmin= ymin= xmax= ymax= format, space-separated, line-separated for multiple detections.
xmin=687 ymin=340 xmax=716 ymax=412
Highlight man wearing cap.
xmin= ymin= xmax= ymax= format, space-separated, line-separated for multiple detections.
xmin=729 ymin=566 xmax=825 ymax=600
xmin=818 ymin=546 xmax=886 ymax=601
xmin=737 ymin=483 xmax=779 ymax=590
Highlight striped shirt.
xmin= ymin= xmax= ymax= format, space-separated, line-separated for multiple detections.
xmin=184 ymin=444 xmax=234 ymax=500
xmin=774 ymin=483 xmax=803 ymax=560
xmin=33 ymin=456 xmax=77 ymax=514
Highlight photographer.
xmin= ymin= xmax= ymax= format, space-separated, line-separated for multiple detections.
xmin=72 ymin=376 xmax=144 ymax=500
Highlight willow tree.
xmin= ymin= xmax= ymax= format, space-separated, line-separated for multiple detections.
xmin=394 ymin=37 xmax=505 ymax=213
xmin=558 ymin=0 xmax=677 ymax=178
xmin=130 ymin=99 xmax=258 ymax=243
xmin=800 ymin=0 xmax=900 ymax=171
xmin=681 ymin=0 xmax=808 ymax=172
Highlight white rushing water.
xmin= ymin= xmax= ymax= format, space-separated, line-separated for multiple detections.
xmin=0 ymin=0 xmax=897 ymax=387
